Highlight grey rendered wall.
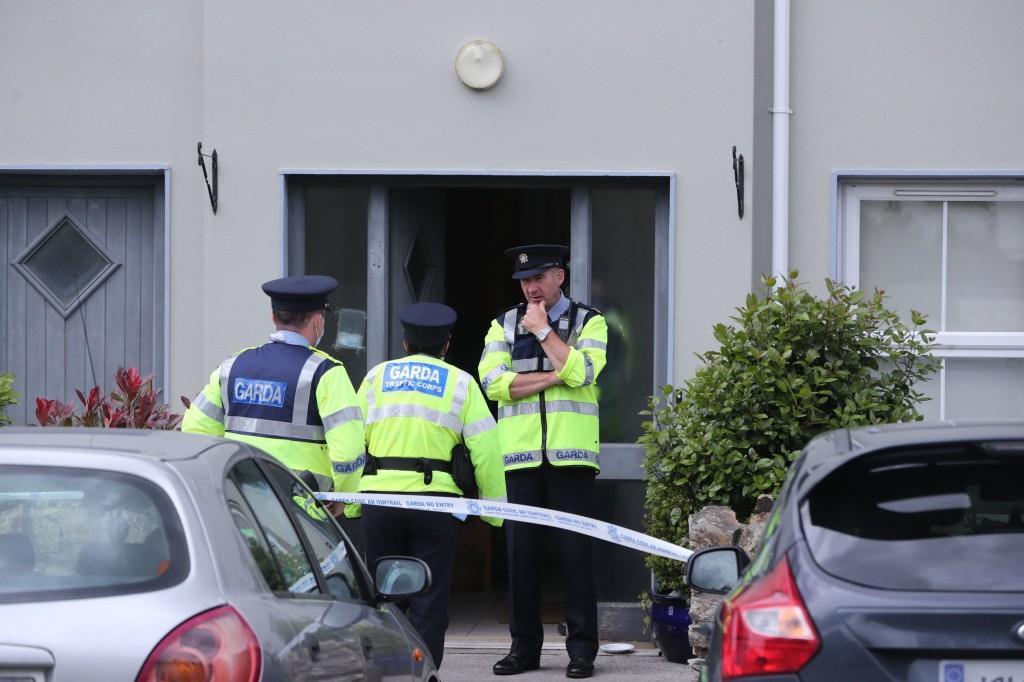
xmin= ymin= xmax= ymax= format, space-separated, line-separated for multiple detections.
xmin=787 ymin=0 xmax=1024 ymax=288
xmin=0 ymin=0 xmax=207 ymax=407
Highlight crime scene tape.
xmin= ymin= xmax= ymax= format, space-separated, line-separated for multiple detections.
xmin=317 ymin=492 xmax=692 ymax=563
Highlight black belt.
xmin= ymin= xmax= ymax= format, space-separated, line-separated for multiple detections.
xmin=365 ymin=454 xmax=452 ymax=485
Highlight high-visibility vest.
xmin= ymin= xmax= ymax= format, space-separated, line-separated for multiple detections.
xmin=182 ymin=341 xmax=365 ymax=493
xmin=349 ymin=353 xmax=507 ymax=526
xmin=478 ymin=300 xmax=608 ymax=473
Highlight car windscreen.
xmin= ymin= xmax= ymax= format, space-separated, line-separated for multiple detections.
xmin=802 ymin=442 xmax=1024 ymax=591
xmin=0 ymin=465 xmax=188 ymax=603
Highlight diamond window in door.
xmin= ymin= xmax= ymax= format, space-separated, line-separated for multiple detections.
xmin=12 ymin=211 xmax=121 ymax=318
xmin=403 ymin=224 xmax=434 ymax=302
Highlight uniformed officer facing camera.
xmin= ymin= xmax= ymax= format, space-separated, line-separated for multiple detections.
xmin=352 ymin=302 xmax=506 ymax=670
xmin=183 ymin=275 xmax=366 ymax=514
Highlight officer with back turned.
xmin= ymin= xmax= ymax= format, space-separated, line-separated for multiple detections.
xmin=351 ymin=302 xmax=506 ymax=670
xmin=182 ymin=275 xmax=366 ymax=512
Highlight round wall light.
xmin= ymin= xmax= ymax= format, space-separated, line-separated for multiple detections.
xmin=455 ymin=40 xmax=504 ymax=90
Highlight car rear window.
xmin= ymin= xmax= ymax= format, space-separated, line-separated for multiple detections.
xmin=0 ymin=466 xmax=188 ymax=603
xmin=802 ymin=442 xmax=1024 ymax=591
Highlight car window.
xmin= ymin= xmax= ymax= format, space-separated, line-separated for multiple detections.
xmin=0 ymin=465 xmax=187 ymax=603
xmin=228 ymin=459 xmax=322 ymax=595
xmin=803 ymin=443 xmax=1024 ymax=591
xmin=261 ymin=460 xmax=364 ymax=602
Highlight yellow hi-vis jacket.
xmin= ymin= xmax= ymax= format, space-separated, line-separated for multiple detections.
xmin=348 ymin=353 xmax=507 ymax=526
xmin=182 ymin=338 xmax=366 ymax=493
xmin=478 ymin=300 xmax=607 ymax=473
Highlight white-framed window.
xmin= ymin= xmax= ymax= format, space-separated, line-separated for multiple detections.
xmin=838 ymin=179 xmax=1024 ymax=421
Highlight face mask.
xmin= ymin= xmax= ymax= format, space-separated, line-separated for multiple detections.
xmin=314 ymin=313 xmax=324 ymax=347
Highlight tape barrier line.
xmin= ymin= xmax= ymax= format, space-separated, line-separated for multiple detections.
xmin=318 ymin=492 xmax=692 ymax=563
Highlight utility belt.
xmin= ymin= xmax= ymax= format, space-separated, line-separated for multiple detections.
xmin=365 ymin=445 xmax=477 ymax=498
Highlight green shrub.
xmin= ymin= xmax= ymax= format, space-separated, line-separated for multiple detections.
xmin=0 ymin=372 xmax=19 ymax=427
xmin=639 ymin=274 xmax=940 ymax=592
xmin=35 ymin=366 xmax=183 ymax=430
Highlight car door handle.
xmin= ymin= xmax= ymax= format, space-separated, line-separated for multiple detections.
xmin=305 ymin=634 xmax=321 ymax=662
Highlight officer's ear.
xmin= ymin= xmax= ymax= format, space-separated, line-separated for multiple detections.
xmin=402 ymin=339 xmax=410 ymax=353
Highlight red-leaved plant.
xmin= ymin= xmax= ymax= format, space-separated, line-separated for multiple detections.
xmin=35 ymin=366 xmax=183 ymax=430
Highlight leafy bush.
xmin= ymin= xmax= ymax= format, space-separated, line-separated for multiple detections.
xmin=639 ymin=274 xmax=940 ymax=591
xmin=35 ymin=366 xmax=183 ymax=430
xmin=0 ymin=372 xmax=19 ymax=427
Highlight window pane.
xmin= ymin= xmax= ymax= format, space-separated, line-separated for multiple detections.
xmin=591 ymin=189 xmax=656 ymax=443
xmin=947 ymin=201 xmax=1024 ymax=332
xmin=305 ymin=187 xmax=369 ymax=381
xmin=229 ymin=459 xmax=320 ymax=595
xmin=859 ymin=200 xmax=943 ymax=329
xmin=944 ymin=357 xmax=1024 ymax=420
xmin=262 ymin=461 xmax=363 ymax=602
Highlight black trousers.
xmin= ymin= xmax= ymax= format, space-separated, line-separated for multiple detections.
xmin=361 ymin=500 xmax=460 ymax=669
xmin=505 ymin=463 xmax=599 ymax=661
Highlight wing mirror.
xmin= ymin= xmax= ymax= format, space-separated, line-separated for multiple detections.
xmin=373 ymin=556 xmax=432 ymax=601
xmin=685 ymin=546 xmax=751 ymax=594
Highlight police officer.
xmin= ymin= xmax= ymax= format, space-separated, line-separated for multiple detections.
xmin=479 ymin=245 xmax=608 ymax=680
xmin=354 ymin=302 xmax=506 ymax=669
xmin=182 ymin=275 xmax=366 ymax=509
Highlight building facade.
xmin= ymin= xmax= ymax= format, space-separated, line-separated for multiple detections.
xmin=2 ymin=0 xmax=1022 ymax=631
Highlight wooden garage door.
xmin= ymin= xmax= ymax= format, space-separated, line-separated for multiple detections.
xmin=0 ymin=178 xmax=165 ymax=426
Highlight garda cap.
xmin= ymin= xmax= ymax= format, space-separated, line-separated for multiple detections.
xmin=505 ymin=244 xmax=570 ymax=280
xmin=400 ymin=302 xmax=457 ymax=347
xmin=261 ymin=275 xmax=337 ymax=312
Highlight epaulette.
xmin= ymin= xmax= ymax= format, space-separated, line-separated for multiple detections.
xmin=311 ymin=347 xmax=344 ymax=366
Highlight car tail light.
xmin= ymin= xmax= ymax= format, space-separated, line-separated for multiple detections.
xmin=136 ymin=605 xmax=261 ymax=682
xmin=719 ymin=554 xmax=820 ymax=680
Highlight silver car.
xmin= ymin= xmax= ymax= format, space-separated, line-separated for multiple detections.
xmin=0 ymin=428 xmax=439 ymax=682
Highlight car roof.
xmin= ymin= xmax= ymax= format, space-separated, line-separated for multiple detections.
xmin=0 ymin=427 xmax=237 ymax=462
xmin=794 ymin=420 xmax=1024 ymax=495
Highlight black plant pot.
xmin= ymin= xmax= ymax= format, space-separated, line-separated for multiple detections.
xmin=647 ymin=590 xmax=693 ymax=663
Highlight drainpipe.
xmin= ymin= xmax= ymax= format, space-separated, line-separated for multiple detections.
xmin=771 ymin=0 xmax=792 ymax=282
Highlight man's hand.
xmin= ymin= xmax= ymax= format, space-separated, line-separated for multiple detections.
xmin=325 ymin=500 xmax=346 ymax=518
xmin=522 ymin=302 xmax=549 ymax=335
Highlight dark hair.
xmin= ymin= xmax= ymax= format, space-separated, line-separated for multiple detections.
xmin=273 ymin=309 xmax=318 ymax=328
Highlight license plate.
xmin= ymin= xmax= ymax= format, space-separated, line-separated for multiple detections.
xmin=940 ymin=660 xmax=1024 ymax=682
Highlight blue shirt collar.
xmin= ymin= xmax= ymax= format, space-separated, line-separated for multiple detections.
xmin=548 ymin=292 xmax=569 ymax=321
xmin=269 ymin=330 xmax=311 ymax=347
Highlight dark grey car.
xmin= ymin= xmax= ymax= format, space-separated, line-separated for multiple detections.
xmin=0 ymin=428 xmax=439 ymax=681
xmin=686 ymin=421 xmax=1024 ymax=682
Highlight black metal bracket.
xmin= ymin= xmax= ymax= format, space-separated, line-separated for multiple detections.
xmin=732 ymin=146 xmax=744 ymax=219
xmin=197 ymin=142 xmax=218 ymax=214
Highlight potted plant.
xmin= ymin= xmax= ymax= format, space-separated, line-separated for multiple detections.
xmin=0 ymin=372 xmax=19 ymax=427
xmin=638 ymin=273 xmax=939 ymax=660
xmin=34 ymin=366 xmax=183 ymax=430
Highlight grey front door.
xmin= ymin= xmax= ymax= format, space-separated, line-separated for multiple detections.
xmin=0 ymin=178 xmax=165 ymax=426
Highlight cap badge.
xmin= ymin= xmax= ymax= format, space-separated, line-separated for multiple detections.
xmin=518 ymin=253 xmax=529 ymax=264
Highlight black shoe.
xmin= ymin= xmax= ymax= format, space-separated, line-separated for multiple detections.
xmin=566 ymin=656 xmax=594 ymax=679
xmin=493 ymin=652 xmax=541 ymax=676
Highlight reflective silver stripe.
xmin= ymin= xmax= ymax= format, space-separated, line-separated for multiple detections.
xmin=548 ymin=448 xmax=600 ymax=466
xmin=503 ymin=450 xmax=543 ymax=467
xmin=218 ymin=356 xmax=237 ymax=416
xmin=567 ymin=307 xmax=590 ymax=346
xmin=365 ymin=403 xmax=463 ymax=432
xmin=192 ymin=393 xmax=224 ymax=423
xmin=547 ymin=399 xmax=599 ymax=417
xmin=481 ymin=364 xmax=508 ymax=391
xmin=502 ymin=313 xmax=518 ymax=345
xmin=294 ymin=354 xmax=329 ymax=423
xmin=450 ymin=372 xmax=470 ymax=426
xmin=323 ymin=405 xmax=362 ymax=432
xmin=482 ymin=340 xmax=508 ymax=355
xmin=576 ymin=338 xmax=606 ymax=351
xmin=499 ymin=399 xmax=598 ymax=420
xmin=225 ymin=416 xmax=326 ymax=441
xmin=582 ymin=355 xmax=595 ymax=386
xmin=463 ymin=414 xmax=497 ymax=438
xmin=512 ymin=358 xmax=540 ymax=373
xmin=363 ymin=366 xmax=380 ymax=414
